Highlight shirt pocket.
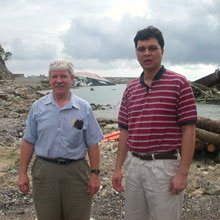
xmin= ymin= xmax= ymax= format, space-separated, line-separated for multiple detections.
xmin=61 ymin=117 xmax=85 ymax=146
xmin=69 ymin=126 xmax=84 ymax=145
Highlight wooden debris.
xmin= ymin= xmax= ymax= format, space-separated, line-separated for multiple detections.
xmin=191 ymin=82 xmax=220 ymax=104
xmin=207 ymin=144 xmax=217 ymax=153
xmin=196 ymin=128 xmax=220 ymax=148
xmin=191 ymin=69 xmax=220 ymax=104
xmin=195 ymin=138 xmax=206 ymax=151
xmin=196 ymin=117 xmax=220 ymax=134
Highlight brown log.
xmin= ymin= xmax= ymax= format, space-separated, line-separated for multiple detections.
xmin=196 ymin=117 xmax=220 ymax=134
xmin=195 ymin=138 xmax=206 ymax=151
xmin=196 ymin=128 xmax=220 ymax=147
xmin=207 ymin=144 xmax=217 ymax=152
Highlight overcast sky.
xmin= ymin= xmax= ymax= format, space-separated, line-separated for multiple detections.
xmin=1 ymin=0 xmax=220 ymax=81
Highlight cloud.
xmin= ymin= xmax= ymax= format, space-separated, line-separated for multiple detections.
xmin=10 ymin=38 xmax=57 ymax=60
xmin=142 ymin=0 xmax=220 ymax=65
xmin=62 ymin=15 xmax=136 ymax=61
xmin=1 ymin=0 xmax=220 ymax=78
xmin=62 ymin=0 xmax=220 ymax=68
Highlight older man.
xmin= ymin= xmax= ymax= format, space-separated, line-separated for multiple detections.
xmin=18 ymin=59 xmax=104 ymax=220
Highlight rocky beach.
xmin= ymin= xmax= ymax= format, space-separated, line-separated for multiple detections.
xmin=0 ymin=80 xmax=220 ymax=220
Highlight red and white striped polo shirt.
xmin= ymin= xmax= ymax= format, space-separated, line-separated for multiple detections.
xmin=118 ymin=66 xmax=197 ymax=153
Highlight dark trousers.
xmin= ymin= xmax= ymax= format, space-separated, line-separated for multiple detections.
xmin=31 ymin=157 xmax=92 ymax=220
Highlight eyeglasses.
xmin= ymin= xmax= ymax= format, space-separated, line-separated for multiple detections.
xmin=136 ymin=45 xmax=159 ymax=53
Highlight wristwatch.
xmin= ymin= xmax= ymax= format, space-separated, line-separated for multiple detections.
xmin=90 ymin=169 xmax=100 ymax=175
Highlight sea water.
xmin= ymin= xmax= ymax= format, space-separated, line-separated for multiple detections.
xmin=71 ymin=84 xmax=126 ymax=119
xmin=71 ymin=84 xmax=220 ymax=120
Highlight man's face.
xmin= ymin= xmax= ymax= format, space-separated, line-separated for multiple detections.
xmin=49 ymin=69 xmax=74 ymax=97
xmin=136 ymin=38 xmax=164 ymax=72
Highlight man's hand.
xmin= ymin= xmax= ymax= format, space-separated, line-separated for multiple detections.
xmin=169 ymin=173 xmax=188 ymax=195
xmin=169 ymin=124 xmax=195 ymax=195
xmin=87 ymin=173 xmax=100 ymax=197
xmin=112 ymin=170 xmax=124 ymax=192
xmin=18 ymin=140 xmax=34 ymax=195
xmin=18 ymin=173 xmax=30 ymax=195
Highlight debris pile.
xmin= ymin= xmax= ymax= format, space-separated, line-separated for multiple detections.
xmin=195 ymin=117 xmax=220 ymax=162
xmin=192 ymin=69 xmax=220 ymax=104
xmin=0 ymin=79 xmax=220 ymax=219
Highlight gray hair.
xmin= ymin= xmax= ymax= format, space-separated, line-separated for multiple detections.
xmin=49 ymin=59 xmax=74 ymax=76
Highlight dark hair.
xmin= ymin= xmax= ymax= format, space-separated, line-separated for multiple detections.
xmin=134 ymin=26 xmax=164 ymax=49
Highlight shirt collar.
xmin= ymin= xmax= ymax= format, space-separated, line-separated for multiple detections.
xmin=44 ymin=92 xmax=80 ymax=109
xmin=44 ymin=93 xmax=54 ymax=105
xmin=69 ymin=93 xmax=80 ymax=109
xmin=140 ymin=65 xmax=166 ymax=85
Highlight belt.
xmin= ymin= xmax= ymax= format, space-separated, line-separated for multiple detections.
xmin=131 ymin=150 xmax=178 ymax=160
xmin=37 ymin=156 xmax=84 ymax=165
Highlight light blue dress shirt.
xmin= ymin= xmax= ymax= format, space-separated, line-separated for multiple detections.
xmin=23 ymin=92 xmax=104 ymax=159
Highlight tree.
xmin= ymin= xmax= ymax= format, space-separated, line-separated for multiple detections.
xmin=0 ymin=44 xmax=12 ymax=62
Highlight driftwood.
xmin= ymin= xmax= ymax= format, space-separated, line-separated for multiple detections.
xmin=207 ymin=144 xmax=217 ymax=152
xmin=195 ymin=98 xmax=220 ymax=104
xmin=191 ymin=83 xmax=214 ymax=98
xmin=196 ymin=128 xmax=220 ymax=149
xmin=191 ymin=69 xmax=220 ymax=104
xmin=195 ymin=138 xmax=206 ymax=151
xmin=191 ymin=82 xmax=220 ymax=103
xmin=195 ymin=138 xmax=218 ymax=153
xmin=196 ymin=117 xmax=220 ymax=134
xmin=190 ymin=70 xmax=220 ymax=153
xmin=195 ymin=117 xmax=220 ymax=153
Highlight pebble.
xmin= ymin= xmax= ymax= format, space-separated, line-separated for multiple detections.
xmin=1 ymin=80 xmax=220 ymax=220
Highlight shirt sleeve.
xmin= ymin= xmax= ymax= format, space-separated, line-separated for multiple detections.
xmin=23 ymin=102 xmax=38 ymax=144
xmin=84 ymin=107 xmax=104 ymax=147
xmin=177 ymin=79 xmax=197 ymax=126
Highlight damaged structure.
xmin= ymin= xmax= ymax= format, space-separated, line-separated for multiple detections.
xmin=189 ymin=69 xmax=220 ymax=159
xmin=191 ymin=69 xmax=220 ymax=104
xmin=73 ymin=72 xmax=115 ymax=87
